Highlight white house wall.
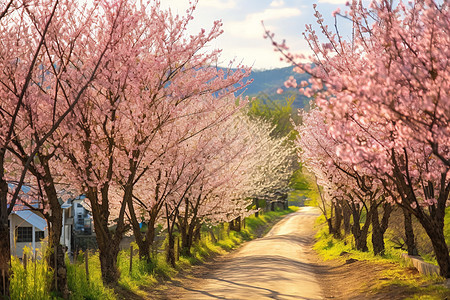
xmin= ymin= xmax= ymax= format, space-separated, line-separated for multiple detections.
xmin=9 ymin=213 xmax=48 ymax=258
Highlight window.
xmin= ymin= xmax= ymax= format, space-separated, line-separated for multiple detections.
xmin=35 ymin=231 xmax=45 ymax=242
xmin=17 ymin=227 xmax=32 ymax=243
xmin=77 ymin=214 xmax=83 ymax=225
xmin=77 ymin=203 xmax=83 ymax=208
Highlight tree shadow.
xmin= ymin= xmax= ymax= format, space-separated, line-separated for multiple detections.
xmin=114 ymin=285 xmax=147 ymax=300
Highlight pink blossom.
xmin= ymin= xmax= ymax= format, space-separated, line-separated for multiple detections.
xmin=332 ymin=8 xmax=341 ymax=17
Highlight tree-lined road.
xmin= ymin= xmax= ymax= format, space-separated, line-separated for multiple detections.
xmin=170 ymin=207 xmax=323 ymax=300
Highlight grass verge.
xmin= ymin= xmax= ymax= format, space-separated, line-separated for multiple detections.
xmin=10 ymin=207 xmax=298 ymax=299
xmin=313 ymin=221 xmax=450 ymax=300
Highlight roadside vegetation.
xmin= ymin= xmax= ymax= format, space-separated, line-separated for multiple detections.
xmin=9 ymin=207 xmax=297 ymax=300
xmin=314 ymin=220 xmax=450 ymax=300
xmin=268 ymin=0 xmax=450 ymax=292
xmin=297 ymin=165 xmax=450 ymax=300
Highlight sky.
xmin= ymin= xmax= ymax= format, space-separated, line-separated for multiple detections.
xmin=160 ymin=0 xmax=353 ymax=70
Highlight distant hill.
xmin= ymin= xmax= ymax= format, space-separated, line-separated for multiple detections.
xmin=238 ymin=66 xmax=311 ymax=108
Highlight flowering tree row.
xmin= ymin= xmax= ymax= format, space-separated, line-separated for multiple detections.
xmin=268 ymin=0 xmax=449 ymax=276
xmin=1 ymin=0 xmax=296 ymax=296
xmin=0 ymin=0 xmax=126 ymax=295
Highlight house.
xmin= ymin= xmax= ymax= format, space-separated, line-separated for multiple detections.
xmin=71 ymin=196 xmax=93 ymax=235
xmin=9 ymin=210 xmax=48 ymax=258
xmin=60 ymin=199 xmax=73 ymax=255
xmin=8 ymin=190 xmax=94 ymax=258
xmin=61 ymin=195 xmax=95 ymax=253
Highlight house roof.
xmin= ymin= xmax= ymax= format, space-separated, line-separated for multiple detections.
xmin=12 ymin=210 xmax=47 ymax=231
xmin=7 ymin=183 xmax=41 ymax=211
xmin=61 ymin=200 xmax=71 ymax=209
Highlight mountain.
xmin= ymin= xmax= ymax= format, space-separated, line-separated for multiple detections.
xmin=239 ymin=66 xmax=311 ymax=108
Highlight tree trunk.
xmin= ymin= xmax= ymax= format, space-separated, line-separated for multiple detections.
xmin=402 ymin=207 xmax=418 ymax=256
xmin=166 ymin=232 xmax=176 ymax=267
xmin=209 ymin=229 xmax=217 ymax=243
xmin=40 ymin=162 xmax=69 ymax=298
xmin=326 ymin=218 xmax=334 ymax=236
xmin=333 ymin=201 xmax=342 ymax=239
xmin=193 ymin=222 xmax=201 ymax=242
xmin=343 ymin=203 xmax=351 ymax=235
xmin=129 ymin=171 xmax=162 ymax=263
xmin=134 ymin=220 xmax=155 ymax=265
xmin=91 ymin=199 xmax=122 ymax=285
xmin=353 ymin=228 xmax=369 ymax=252
xmin=380 ymin=203 xmax=392 ymax=234
xmin=134 ymin=213 xmax=156 ymax=263
xmin=179 ymin=222 xmax=192 ymax=257
xmin=390 ymin=151 xmax=450 ymax=276
xmin=254 ymin=199 xmax=259 ymax=218
xmin=419 ymin=218 xmax=450 ymax=277
xmin=47 ymin=222 xmax=69 ymax=298
xmin=178 ymin=202 xmax=195 ymax=257
xmin=137 ymin=239 xmax=151 ymax=263
xmin=371 ymin=207 xmax=384 ymax=255
xmin=351 ymin=205 xmax=369 ymax=252
xmin=98 ymin=243 xmax=120 ymax=285
xmin=235 ymin=216 xmax=241 ymax=232
xmin=0 ymin=215 xmax=10 ymax=298
xmin=228 ymin=217 xmax=242 ymax=232
xmin=373 ymin=203 xmax=392 ymax=256
xmin=0 ymin=157 xmax=10 ymax=297
xmin=88 ymin=187 xmax=125 ymax=286
xmin=229 ymin=219 xmax=236 ymax=231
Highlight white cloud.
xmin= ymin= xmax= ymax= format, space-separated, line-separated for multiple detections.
xmin=225 ymin=7 xmax=301 ymax=40
xmin=318 ymin=0 xmax=348 ymax=4
xmin=218 ymin=36 xmax=310 ymax=69
xmin=202 ymin=0 xmax=237 ymax=9
xmin=159 ymin=0 xmax=189 ymax=12
xmin=270 ymin=0 xmax=285 ymax=7
xmin=247 ymin=7 xmax=302 ymax=22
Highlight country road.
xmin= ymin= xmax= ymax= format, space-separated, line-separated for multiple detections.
xmin=168 ymin=207 xmax=323 ymax=300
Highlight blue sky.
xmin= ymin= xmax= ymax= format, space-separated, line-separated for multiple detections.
xmin=161 ymin=0 xmax=352 ymax=70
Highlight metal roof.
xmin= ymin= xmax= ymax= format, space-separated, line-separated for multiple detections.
xmin=61 ymin=200 xmax=72 ymax=209
xmin=12 ymin=210 xmax=47 ymax=231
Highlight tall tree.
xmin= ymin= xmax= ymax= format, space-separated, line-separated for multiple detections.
xmin=59 ymin=0 xmax=249 ymax=285
xmin=267 ymin=0 xmax=449 ymax=275
xmin=0 ymin=0 xmax=118 ymax=296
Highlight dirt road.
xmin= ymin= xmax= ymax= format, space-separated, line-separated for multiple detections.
xmin=170 ymin=207 xmax=323 ymax=300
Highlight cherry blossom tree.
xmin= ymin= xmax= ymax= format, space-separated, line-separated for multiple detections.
xmin=58 ymin=0 xmax=250 ymax=284
xmin=125 ymin=97 xmax=295 ymax=264
xmin=170 ymin=111 xmax=295 ymax=258
xmin=125 ymin=93 xmax=242 ymax=263
xmin=0 ymin=0 xmax=121 ymax=296
xmin=294 ymin=108 xmax=392 ymax=252
xmin=267 ymin=0 xmax=449 ymax=275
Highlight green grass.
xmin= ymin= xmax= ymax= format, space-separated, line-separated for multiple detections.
xmin=67 ymin=251 xmax=116 ymax=300
xmin=116 ymin=245 xmax=158 ymax=295
xmin=10 ymin=247 xmax=52 ymax=300
xmin=313 ymin=222 xmax=450 ymax=299
xmin=122 ymin=206 xmax=298 ymax=295
xmin=444 ymin=207 xmax=450 ymax=247
xmin=372 ymin=267 xmax=449 ymax=300
xmin=405 ymin=286 xmax=450 ymax=300
xmin=11 ymin=207 xmax=298 ymax=299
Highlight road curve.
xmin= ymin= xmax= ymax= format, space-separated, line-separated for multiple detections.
xmin=172 ymin=207 xmax=323 ymax=300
